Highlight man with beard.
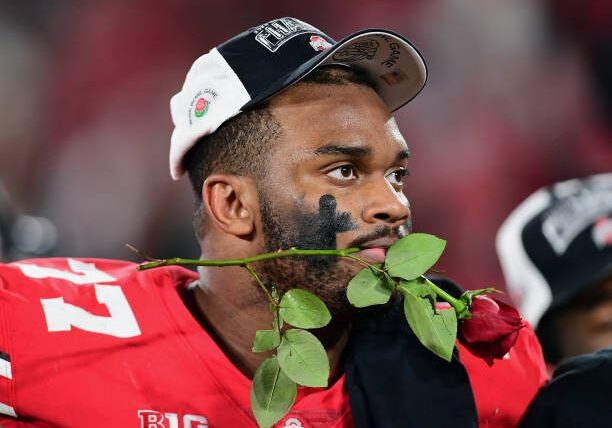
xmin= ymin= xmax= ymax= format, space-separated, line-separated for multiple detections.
xmin=0 ymin=18 xmax=547 ymax=428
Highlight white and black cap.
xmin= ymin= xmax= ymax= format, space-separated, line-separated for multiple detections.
xmin=496 ymin=173 xmax=612 ymax=328
xmin=169 ymin=17 xmax=427 ymax=179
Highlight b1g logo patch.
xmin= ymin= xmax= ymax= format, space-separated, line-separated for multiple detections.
xmin=138 ymin=410 xmax=208 ymax=428
xmin=188 ymin=88 xmax=218 ymax=125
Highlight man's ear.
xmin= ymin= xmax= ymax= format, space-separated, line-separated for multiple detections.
xmin=202 ymin=174 xmax=258 ymax=237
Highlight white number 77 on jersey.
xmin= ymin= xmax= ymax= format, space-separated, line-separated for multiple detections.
xmin=16 ymin=259 xmax=141 ymax=338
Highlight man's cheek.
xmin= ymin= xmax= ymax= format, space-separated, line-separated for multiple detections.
xmin=295 ymin=195 xmax=357 ymax=247
xmin=318 ymin=194 xmax=358 ymax=236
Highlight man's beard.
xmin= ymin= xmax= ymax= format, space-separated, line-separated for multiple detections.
xmin=255 ymin=190 xmax=406 ymax=318
xmin=256 ymin=192 xmax=355 ymax=316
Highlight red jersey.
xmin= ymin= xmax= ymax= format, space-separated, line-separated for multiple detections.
xmin=0 ymin=258 xmax=547 ymax=427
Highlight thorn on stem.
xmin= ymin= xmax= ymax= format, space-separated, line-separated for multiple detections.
xmin=125 ymin=244 xmax=158 ymax=262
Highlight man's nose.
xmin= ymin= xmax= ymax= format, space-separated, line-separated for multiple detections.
xmin=361 ymin=180 xmax=411 ymax=227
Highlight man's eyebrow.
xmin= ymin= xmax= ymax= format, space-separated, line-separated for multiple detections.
xmin=313 ymin=144 xmax=372 ymax=158
xmin=397 ymin=149 xmax=410 ymax=160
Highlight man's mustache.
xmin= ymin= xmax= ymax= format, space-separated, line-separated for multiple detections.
xmin=347 ymin=225 xmax=408 ymax=249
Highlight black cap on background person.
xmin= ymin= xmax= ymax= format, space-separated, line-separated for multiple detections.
xmin=496 ymin=173 xmax=612 ymax=365
xmin=520 ymin=347 xmax=612 ymax=428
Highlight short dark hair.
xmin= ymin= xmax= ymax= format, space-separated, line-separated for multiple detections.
xmin=183 ymin=105 xmax=278 ymax=202
xmin=184 ymin=66 xmax=373 ymax=239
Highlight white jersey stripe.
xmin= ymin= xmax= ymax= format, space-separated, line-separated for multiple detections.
xmin=0 ymin=401 xmax=17 ymax=417
xmin=0 ymin=358 xmax=11 ymax=379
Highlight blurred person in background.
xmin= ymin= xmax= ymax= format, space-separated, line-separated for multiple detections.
xmin=520 ymin=347 xmax=611 ymax=427
xmin=0 ymin=181 xmax=57 ymax=261
xmin=496 ymin=173 xmax=612 ymax=368
xmin=497 ymin=173 xmax=612 ymax=426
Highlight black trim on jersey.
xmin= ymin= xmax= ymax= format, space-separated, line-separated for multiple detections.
xmin=344 ymin=276 xmax=478 ymax=428
xmin=0 ymin=350 xmax=10 ymax=362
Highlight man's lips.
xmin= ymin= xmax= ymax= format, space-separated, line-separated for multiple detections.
xmin=352 ymin=237 xmax=397 ymax=264
xmin=355 ymin=247 xmax=387 ymax=264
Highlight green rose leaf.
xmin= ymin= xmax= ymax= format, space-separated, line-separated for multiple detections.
xmin=385 ymin=233 xmax=446 ymax=280
xmin=277 ymin=329 xmax=329 ymax=387
xmin=250 ymin=356 xmax=297 ymax=428
xmin=398 ymin=278 xmax=457 ymax=362
xmin=347 ymin=264 xmax=393 ymax=307
xmin=279 ymin=289 xmax=331 ymax=329
xmin=252 ymin=329 xmax=281 ymax=353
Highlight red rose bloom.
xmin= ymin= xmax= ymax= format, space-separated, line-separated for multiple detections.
xmin=458 ymin=296 xmax=525 ymax=365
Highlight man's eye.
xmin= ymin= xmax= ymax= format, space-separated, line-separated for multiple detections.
xmin=327 ymin=165 xmax=357 ymax=181
xmin=386 ymin=168 xmax=408 ymax=186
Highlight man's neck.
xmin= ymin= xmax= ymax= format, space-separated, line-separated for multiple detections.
xmin=188 ymin=276 xmax=350 ymax=381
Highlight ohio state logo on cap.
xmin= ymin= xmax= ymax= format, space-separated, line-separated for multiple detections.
xmin=309 ymin=35 xmax=332 ymax=52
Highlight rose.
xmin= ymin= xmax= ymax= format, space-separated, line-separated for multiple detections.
xmin=458 ymin=296 xmax=525 ymax=365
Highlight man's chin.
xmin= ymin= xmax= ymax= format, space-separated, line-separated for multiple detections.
xmin=257 ymin=251 xmax=368 ymax=316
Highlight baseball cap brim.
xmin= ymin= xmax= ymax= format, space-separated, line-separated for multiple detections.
xmin=243 ymin=29 xmax=427 ymax=112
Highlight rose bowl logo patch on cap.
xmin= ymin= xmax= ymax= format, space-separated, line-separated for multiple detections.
xmin=194 ymin=97 xmax=209 ymax=118
xmin=188 ymin=88 xmax=218 ymax=125
xmin=309 ymin=35 xmax=332 ymax=52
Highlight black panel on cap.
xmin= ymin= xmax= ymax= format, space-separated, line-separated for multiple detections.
xmin=217 ymin=18 xmax=335 ymax=100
